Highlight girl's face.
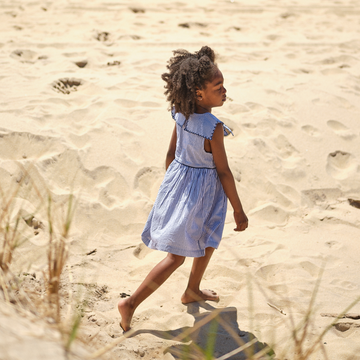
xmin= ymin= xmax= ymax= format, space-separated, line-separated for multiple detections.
xmin=195 ymin=68 xmax=227 ymax=114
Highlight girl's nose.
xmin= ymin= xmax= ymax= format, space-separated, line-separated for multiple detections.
xmin=223 ymin=87 xmax=227 ymax=94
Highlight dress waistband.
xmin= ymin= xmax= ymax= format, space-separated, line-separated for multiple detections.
xmin=175 ymin=159 xmax=216 ymax=170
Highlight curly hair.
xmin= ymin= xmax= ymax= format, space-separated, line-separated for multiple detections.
xmin=161 ymin=46 xmax=217 ymax=119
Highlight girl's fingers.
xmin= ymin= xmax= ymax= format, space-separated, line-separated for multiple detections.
xmin=234 ymin=222 xmax=248 ymax=231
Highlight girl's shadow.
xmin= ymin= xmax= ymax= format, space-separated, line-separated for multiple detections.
xmin=129 ymin=302 xmax=273 ymax=359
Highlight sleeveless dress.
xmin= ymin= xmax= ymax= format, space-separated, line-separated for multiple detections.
xmin=141 ymin=110 xmax=233 ymax=257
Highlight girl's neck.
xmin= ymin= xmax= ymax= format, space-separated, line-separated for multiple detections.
xmin=195 ymin=105 xmax=212 ymax=114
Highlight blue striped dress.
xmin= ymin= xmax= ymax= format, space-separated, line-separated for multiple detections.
xmin=141 ymin=110 xmax=233 ymax=257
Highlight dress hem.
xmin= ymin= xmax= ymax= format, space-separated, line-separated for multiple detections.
xmin=142 ymin=238 xmax=219 ymax=258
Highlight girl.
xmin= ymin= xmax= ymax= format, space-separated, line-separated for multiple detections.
xmin=118 ymin=46 xmax=248 ymax=331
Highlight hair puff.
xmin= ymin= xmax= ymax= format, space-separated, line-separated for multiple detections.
xmin=161 ymin=46 xmax=217 ymax=119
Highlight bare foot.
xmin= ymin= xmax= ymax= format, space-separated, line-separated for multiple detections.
xmin=181 ymin=289 xmax=220 ymax=304
xmin=118 ymin=298 xmax=134 ymax=332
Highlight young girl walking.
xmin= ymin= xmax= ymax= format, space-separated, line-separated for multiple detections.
xmin=118 ymin=46 xmax=248 ymax=331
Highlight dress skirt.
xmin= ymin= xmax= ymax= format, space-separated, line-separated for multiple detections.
xmin=141 ymin=159 xmax=227 ymax=257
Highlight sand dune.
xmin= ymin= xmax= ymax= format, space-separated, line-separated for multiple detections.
xmin=1 ymin=0 xmax=360 ymax=359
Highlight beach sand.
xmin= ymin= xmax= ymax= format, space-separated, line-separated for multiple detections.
xmin=1 ymin=0 xmax=360 ymax=359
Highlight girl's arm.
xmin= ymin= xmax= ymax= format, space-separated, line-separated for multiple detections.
xmin=210 ymin=123 xmax=248 ymax=231
xmin=165 ymin=124 xmax=177 ymax=170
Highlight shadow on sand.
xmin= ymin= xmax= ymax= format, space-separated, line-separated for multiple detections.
xmin=129 ymin=302 xmax=274 ymax=359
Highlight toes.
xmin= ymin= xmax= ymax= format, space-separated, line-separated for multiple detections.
xmin=204 ymin=289 xmax=217 ymax=295
xmin=202 ymin=289 xmax=219 ymax=301
xmin=182 ymin=289 xmax=220 ymax=304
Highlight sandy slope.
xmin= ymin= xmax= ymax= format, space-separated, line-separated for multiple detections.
xmin=1 ymin=0 xmax=360 ymax=359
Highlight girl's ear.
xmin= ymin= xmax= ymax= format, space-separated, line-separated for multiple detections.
xmin=196 ymin=89 xmax=203 ymax=100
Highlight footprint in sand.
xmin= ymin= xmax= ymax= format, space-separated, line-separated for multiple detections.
xmin=249 ymin=204 xmax=290 ymax=228
xmin=253 ymin=138 xmax=273 ymax=160
xmin=292 ymin=68 xmax=313 ymax=74
xmin=107 ymin=60 xmax=121 ymax=66
xmin=326 ymin=150 xmax=358 ymax=180
xmin=227 ymin=103 xmax=249 ymax=115
xmin=74 ymin=60 xmax=88 ymax=68
xmin=114 ymin=99 xmax=137 ymax=108
xmin=243 ymin=119 xmax=277 ymax=137
xmin=266 ymin=34 xmax=282 ymax=41
xmin=178 ymin=22 xmax=207 ymax=29
xmin=245 ymin=102 xmax=266 ymax=112
xmin=327 ymin=120 xmax=355 ymax=139
xmin=301 ymin=125 xmax=319 ymax=137
xmin=10 ymin=49 xmax=40 ymax=63
xmin=330 ymin=279 xmax=358 ymax=291
xmin=133 ymin=243 xmax=152 ymax=259
xmin=321 ymin=68 xmax=346 ymax=76
xmin=242 ymin=236 xmax=272 ymax=248
xmin=52 ymin=78 xmax=83 ymax=94
xmin=315 ymin=55 xmax=357 ymax=66
xmin=268 ymin=284 xmax=289 ymax=295
xmin=118 ymin=35 xmax=141 ymax=40
xmin=312 ymin=95 xmax=354 ymax=110
xmin=98 ymin=172 xmax=131 ymax=206
xmin=129 ymin=7 xmax=145 ymax=13
xmin=0 ymin=131 xmax=65 ymax=160
xmin=273 ymin=134 xmax=299 ymax=159
xmin=134 ymin=166 xmax=164 ymax=200
xmin=301 ymin=188 xmax=343 ymax=207
xmin=325 ymin=240 xmax=342 ymax=250
xmin=299 ymin=261 xmax=321 ymax=277
xmin=333 ymin=322 xmax=360 ymax=336
xmin=94 ymin=30 xmax=110 ymax=42
xmin=255 ymin=263 xmax=289 ymax=283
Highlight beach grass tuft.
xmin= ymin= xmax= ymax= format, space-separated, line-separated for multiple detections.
xmin=1 ymin=166 xmax=360 ymax=360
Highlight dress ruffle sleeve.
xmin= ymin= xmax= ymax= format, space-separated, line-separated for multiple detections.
xmin=171 ymin=109 xmax=233 ymax=140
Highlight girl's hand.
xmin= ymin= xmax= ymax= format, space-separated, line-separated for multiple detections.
xmin=234 ymin=210 xmax=248 ymax=231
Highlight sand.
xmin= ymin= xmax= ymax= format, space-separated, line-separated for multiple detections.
xmin=1 ymin=0 xmax=360 ymax=359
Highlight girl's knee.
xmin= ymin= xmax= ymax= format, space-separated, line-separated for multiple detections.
xmin=167 ymin=253 xmax=185 ymax=267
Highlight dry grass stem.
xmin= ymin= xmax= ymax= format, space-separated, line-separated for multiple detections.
xmin=0 ymin=162 xmax=80 ymax=354
xmin=46 ymin=193 xmax=75 ymax=322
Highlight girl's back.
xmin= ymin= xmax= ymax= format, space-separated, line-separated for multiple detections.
xmin=173 ymin=111 xmax=222 ymax=169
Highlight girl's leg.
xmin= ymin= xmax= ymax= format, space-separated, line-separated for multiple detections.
xmin=118 ymin=252 xmax=185 ymax=331
xmin=181 ymin=247 xmax=219 ymax=304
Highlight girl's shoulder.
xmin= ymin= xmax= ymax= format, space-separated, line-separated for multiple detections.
xmin=171 ymin=109 xmax=233 ymax=140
